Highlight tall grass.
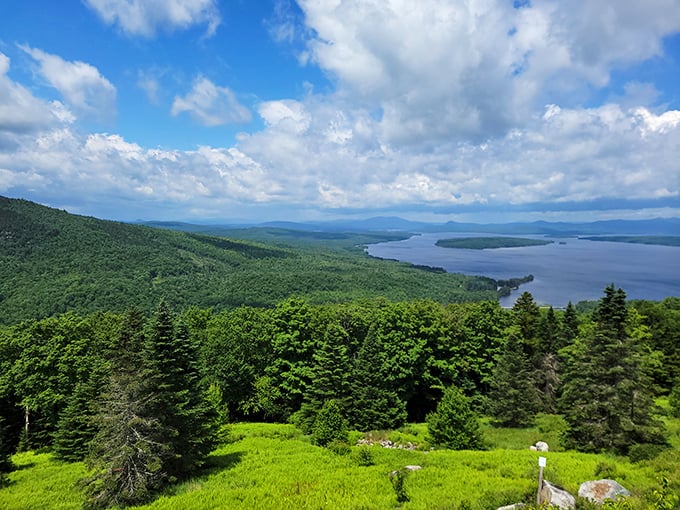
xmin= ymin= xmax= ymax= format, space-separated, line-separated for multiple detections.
xmin=1 ymin=420 xmax=678 ymax=510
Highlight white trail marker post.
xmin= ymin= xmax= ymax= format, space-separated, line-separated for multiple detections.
xmin=537 ymin=456 xmax=547 ymax=505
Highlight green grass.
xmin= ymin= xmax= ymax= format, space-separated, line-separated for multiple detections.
xmin=2 ymin=421 xmax=679 ymax=510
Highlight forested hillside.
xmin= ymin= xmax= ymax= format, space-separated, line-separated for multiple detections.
xmin=0 ymin=196 xmax=501 ymax=324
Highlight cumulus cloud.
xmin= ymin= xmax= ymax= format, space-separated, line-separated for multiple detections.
xmin=171 ymin=76 xmax=251 ymax=126
xmin=84 ymin=0 xmax=220 ymax=37
xmin=20 ymin=46 xmax=116 ymax=122
xmin=295 ymin=0 xmax=680 ymax=144
xmin=0 ymin=52 xmax=74 ymax=135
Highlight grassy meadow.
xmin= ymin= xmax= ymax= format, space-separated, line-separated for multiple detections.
xmin=2 ymin=413 xmax=679 ymax=510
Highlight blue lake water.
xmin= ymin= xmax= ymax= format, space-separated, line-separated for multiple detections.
xmin=366 ymin=233 xmax=680 ymax=307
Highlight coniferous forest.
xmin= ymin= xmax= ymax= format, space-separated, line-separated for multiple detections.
xmin=1 ymin=197 xmax=680 ymax=508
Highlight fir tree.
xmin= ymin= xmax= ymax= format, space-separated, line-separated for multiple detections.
xmin=52 ymin=380 xmax=99 ymax=461
xmin=311 ymin=399 xmax=348 ymax=447
xmin=82 ymin=309 xmax=170 ymax=508
xmin=348 ymin=326 xmax=407 ymax=431
xmin=489 ymin=327 xmax=541 ymax=427
xmin=426 ymin=386 xmax=482 ymax=450
xmin=561 ymin=301 xmax=579 ymax=347
xmin=142 ymin=302 xmax=219 ymax=479
xmin=560 ymin=285 xmax=666 ymax=453
xmin=298 ymin=323 xmax=352 ymax=433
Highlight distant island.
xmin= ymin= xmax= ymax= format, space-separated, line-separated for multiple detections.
xmin=435 ymin=237 xmax=553 ymax=250
xmin=579 ymin=236 xmax=680 ymax=247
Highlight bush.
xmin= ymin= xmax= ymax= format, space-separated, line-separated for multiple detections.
xmin=326 ymin=439 xmax=351 ymax=455
xmin=628 ymin=443 xmax=668 ymax=463
xmin=353 ymin=447 xmax=375 ymax=466
xmin=311 ymin=400 xmax=348 ymax=447
xmin=669 ymin=383 xmax=680 ymax=418
xmin=427 ymin=386 xmax=482 ymax=450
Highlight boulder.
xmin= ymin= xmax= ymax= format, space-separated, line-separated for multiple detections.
xmin=404 ymin=465 xmax=422 ymax=471
xmin=497 ymin=504 xmax=526 ymax=510
xmin=535 ymin=441 xmax=549 ymax=452
xmin=539 ymin=480 xmax=575 ymax=509
xmin=578 ymin=479 xmax=630 ymax=504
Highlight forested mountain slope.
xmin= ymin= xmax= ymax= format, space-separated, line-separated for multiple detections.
xmin=0 ymin=196 xmax=499 ymax=324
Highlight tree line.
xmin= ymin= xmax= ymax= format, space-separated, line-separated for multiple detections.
xmin=1 ymin=288 xmax=679 ymax=505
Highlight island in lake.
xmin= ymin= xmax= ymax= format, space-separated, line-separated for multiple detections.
xmin=435 ymin=237 xmax=553 ymax=250
xmin=578 ymin=236 xmax=680 ymax=247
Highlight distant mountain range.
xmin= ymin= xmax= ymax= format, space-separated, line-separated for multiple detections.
xmin=142 ymin=216 xmax=680 ymax=236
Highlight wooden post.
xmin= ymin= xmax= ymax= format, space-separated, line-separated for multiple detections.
xmin=537 ymin=456 xmax=546 ymax=505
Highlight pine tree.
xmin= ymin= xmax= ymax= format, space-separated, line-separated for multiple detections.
xmin=426 ymin=386 xmax=482 ymax=450
xmin=348 ymin=326 xmax=407 ymax=431
xmin=52 ymin=380 xmax=100 ymax=461
xmin=560 ymin=285 xmax=666 ymax=453
xmin=489 ymin=327 xmax=541 ymax=427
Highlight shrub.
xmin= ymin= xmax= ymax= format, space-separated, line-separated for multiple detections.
xmin=353 ymin=447 xmax=375 ymax=466
xmin=427 ymin=386 xmax=482 ymax=450
xmin=669 ymin=383 xmax=680 ymax=418
xmin=628 ymin=443 xmax=668 ymax=463
xmin=327 ymin=439 xmax=351 ymax=455
xmin=311 ymin=400 xmax=348 ymax=447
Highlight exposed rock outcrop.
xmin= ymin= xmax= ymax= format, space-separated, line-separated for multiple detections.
xmin=578 ymin=479 xmax=630 ymax=504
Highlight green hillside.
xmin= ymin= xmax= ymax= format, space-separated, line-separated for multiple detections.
xmin=0 ymin=196 xmax=499 ymax=324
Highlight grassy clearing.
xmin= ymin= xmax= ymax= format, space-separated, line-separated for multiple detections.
xmin=1 ymin=420 xmax=678 ymax=509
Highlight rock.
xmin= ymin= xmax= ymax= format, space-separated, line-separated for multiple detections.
xmin=404 ymin=465 xmax=422 ymax=471
xmin=578 ymin=479 xmax=630 ymax=504
xmin=539 ymin=481 xmax=575 ymax=509
xmin=535 ymin=441 xmax=549 ymax=452
xmin=497 ymin=504 xmax=526 ymax=510
xmin=529 ymin=445 xmax=538 ymax=451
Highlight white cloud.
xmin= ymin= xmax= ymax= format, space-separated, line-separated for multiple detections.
xmin=20 ymin=46 xmax=116 ymax=122
xmin=171 ymin=77 xmax=251 ymax=126
xmin=294 ymin=0 xmax=680 ymax=145
xmin=84 ymin=0 xmax=220 ymax=37
xmin=0 ymin=52 xmax=74 ymax=135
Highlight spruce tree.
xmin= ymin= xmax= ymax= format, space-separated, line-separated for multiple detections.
xmin=426 ymin=386 xmax=482 ymax=450
xmin=0 ymin=416 xmax=13 ymax=478
xmin=82 ymin=309 xmax=171 ymax=508
xmin=489 ymin=327 xmax=541 ymax=427
xmin=298 ymin=323 xmax=352 ymax=433
xmin=560 ymin=285 xmax=666 ymax=453
xmin=52 ymin=379 xmax=100 ymax=461
xmin=311 ymin=399 xmax=348 ymax=447
xmin=348 ymin=326 xmax=407 ymax=431
xmin=561 ymin=302 xmax=579 ymax=347
xmin=142 ymin=302 xmax=219 ymax=479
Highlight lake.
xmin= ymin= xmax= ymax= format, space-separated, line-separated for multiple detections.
xmin=366 ymin=233 xmax=680 ymax=307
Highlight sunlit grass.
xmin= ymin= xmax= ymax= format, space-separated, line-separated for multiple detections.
xmin=1 ymin=419 xmax=678 ymax=510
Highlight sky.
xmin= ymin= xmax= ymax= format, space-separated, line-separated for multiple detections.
xmin=1 ymin=0 xmax=679 ymax=224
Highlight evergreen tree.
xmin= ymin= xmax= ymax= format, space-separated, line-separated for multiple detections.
xmin=52 ymin=379 xmax=100 ymax=461
xmin=311 ymin=399 xmax=348 ymax=447
xmin=348 ymin=326 xmax=407 ymax=431
xmin=82 ymin=309 xmax=170 ymax=508
xmin=0 ymin=416 xmax=13 ymax=477
xmin=669 ymin=381 xmax=680 ymax=418
xmin=141 ymin=302 xmax=219 ymax=479
xmin=512 ymin=292 xmax=541 ymax=357
xmin=298 ymin=323 xmax=352 ymax=433
xmin=538 ymin=307 xmax=561 ymax=354
xmin=426 ymin=385 xmax=482 ymax=450
xmin=489 ymin=327 xmax=541 ymax=427
xmin=561 ymin=302 xmax=579 ymax=347
xmin=560 ymin=285 xmax=666 ymax=453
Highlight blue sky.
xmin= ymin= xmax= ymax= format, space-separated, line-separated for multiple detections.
xmin=1 ymin=0 xmax=679 ymax=224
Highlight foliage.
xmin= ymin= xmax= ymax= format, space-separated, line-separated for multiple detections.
xmin=560 ymin=285 xmax=667 ymax=454
xmin=388 ymin=468 xmax=410 ymax=503
xmin=0 ymin=196 xmax=499 ymax=325
xmin=670 ymin=382 xmax=680 ymax=418
xmin=310 ymin=400 xmax=348 ymax=447
xmin=489 ymin=327 xmax=541 ymax=427
xmin=427 ymin=385 xmax=482 ymax=450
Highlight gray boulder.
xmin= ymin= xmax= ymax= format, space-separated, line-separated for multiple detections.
xmin=535 ymin=441 xmax=549 ymax=452
xmin=539 ymin=480 xmax=576 ymax=509
xmin=578 ymin=479 xmax=630 ymax=504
